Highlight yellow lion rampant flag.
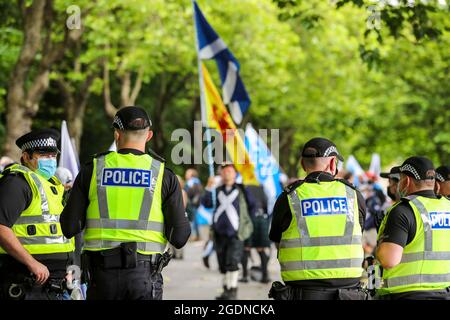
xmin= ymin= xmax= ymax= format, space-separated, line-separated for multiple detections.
xmin=202 ymin=63 xmax=258 ymax=186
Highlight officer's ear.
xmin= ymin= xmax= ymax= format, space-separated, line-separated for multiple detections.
xmin=114 ymin=129 xmax=120 ymax=142
xmin=146 ymin=130 xmax=153 ymax=142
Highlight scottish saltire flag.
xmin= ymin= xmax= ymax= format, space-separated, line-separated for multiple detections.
xmin=196 ymin=204 xmax=213 ymax=226
xmin=59 ymin=121 xmax=80 ymax=179
xmin=193 ymin=1 xmax=251 ymax=124
xmin=244 ymin=123 xmax=282 ymax=214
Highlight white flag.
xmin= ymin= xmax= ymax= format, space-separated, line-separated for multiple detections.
xmin=369 ymin=153 xmax=381 ymax=177
xmin=59 ymin=121 xmax=80 ymax=179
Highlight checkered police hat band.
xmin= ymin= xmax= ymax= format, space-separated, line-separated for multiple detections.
xmin=113 ymin=115 xmax=124 ymax=130
xmin=400 ymin=164 xmax=421 ymax=180
xmin=21 ymin=138 xmax=57 ymax=151
xmin=436 ymin=172 xmax=445 ymax=182
xmin=323 ymin=146 xmax=338 ymax=157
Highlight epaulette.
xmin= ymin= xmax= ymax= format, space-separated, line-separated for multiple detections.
xmin=85 ymin=151 xmax=112 ymax=165
xmin=92 ymin=151 xmax=112 ymax=159
xmin=336 ymin=178 xmax=358 ymax=191
xmin=147 ymin=148 xmax=166 ymax=163
xmin=283 ymin=179 xmax=304 ymax=194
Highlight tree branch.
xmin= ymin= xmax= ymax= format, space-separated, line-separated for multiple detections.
xmin=129 ymin=67 xmax=144 ymax=105
xmin=120 ymin=71 xmax=131 ymax=106
xmin=103 ymin=60 xmax=118 ymax=118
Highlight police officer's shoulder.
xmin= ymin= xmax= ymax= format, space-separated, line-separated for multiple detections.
xmin=92 ymin=151 xmax=112 ymax=160
xmin=283 ymin=179 xmax=304 ymax=195
xmin=147 ymin=148 xmax=166 ymax=163
xmin=336 ymin=178 xmax=358 ymax=191
xmin=84 ymin=151 xmax=113 ymax=166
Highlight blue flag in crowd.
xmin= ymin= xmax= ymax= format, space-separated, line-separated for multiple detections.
xmin=193 ymin=1 xmax=251 ymax=124
xmin=244 ymin=123 xmax=283 ymax=214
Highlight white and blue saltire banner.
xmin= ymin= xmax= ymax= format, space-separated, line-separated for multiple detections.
xmin=193 ymin=1 xmax=251 ymax=124
xmin=244 ymin=123 xmax=282 ymax=215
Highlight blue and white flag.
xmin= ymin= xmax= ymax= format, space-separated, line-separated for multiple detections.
xmin=196 ymin=204 xmax=213 ymax=226
xmin=59 ymin=121 xmax=80 ymax=180
xmin=345 ymin=155 xmax=364 ymax=187
xmin=244 ymin=123 xmax=282 ymax=214
xmin=193 ymin=1 xmax=251 ymax=124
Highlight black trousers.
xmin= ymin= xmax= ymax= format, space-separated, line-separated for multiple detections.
xmin=214 ymin=234 xmax=243 ymax=274
xmin=87 ymin=261 xmax=163 ymax=300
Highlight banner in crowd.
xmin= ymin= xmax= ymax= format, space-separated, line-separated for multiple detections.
xmin=244 ymin=123 xmax=282 ymax=214
xmin=202 ymin=63 xmax=258 ymax=185
xmin=59 ymin=121 xmax=80 ymax=179
xmin=194 ymin=1 xmax=251 ymax=124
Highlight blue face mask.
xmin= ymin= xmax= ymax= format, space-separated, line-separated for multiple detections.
xmin=36 ymin=158 xmax=57 ymax=180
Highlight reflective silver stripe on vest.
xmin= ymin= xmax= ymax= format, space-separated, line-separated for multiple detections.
xmin=279 ymin=235 xmax=362 ymax=248
xmin=29 ymin=173 xmax=50 ymax=214
xmin=384 ymin=273 xmax=450 ymax=288
xmin=86 ymin=219 xmax=164 ymax=232
xmin=281 ymin=258 xmax=362 ymax=271
xmin=17 ymin=235 xmax=71 ymax=245
xmin=15 ymin=214 xmax=60 ymax=225
xmin=84 ymin=240 xmax=166 ymax=252
xmin=138 ymin=159 xmax=162 ymax=221
xmin=96 ymin=156 xmax=109 ymax=219
xmin=401 ymin=251 xmax=450 ymax=263
xmin=288 ymin=190 xmax=309 ymax=238
xmin=409 ymin=197 xmax=433 ymax=252
xmin=285 ymin=184 xmax=357 ymax=247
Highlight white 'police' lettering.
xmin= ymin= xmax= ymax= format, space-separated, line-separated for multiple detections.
xmin=101 ymin=168 xmax=152 ymax=188
xmin=301 ymin=197 xmax=348 ymax=216
xmin=429 ymin=212 xmax=450 ymax=229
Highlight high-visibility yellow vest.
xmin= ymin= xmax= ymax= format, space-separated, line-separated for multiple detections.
xmin=279 ymin=180 xmax=364 ymax=282
xmin=0 ymin=164 xmax=74 ymax=255
xmin=84 ymin=152 xmax=167 ymax=255
xmin=377 ymin=195 xmax=450 ymax=295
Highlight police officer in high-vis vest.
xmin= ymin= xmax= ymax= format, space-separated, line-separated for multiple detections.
xmin=435 ymin=165 xmax=450 ymax=198
xmin=60 ymin=106 xmax=191 ymax=300
xmin=269 ymin=137 xmax=368 ymax=300
xmin=376 ymin=156 xmax=450 ymax=300
xmin=0 ymin=129 xmax=74 ymax=300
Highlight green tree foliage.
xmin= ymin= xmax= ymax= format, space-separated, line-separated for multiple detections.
xmin=1 ymin=0 xmax=448 ymax=179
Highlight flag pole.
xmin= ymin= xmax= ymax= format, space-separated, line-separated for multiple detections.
xmin=192 ymin=0 xmax=216 ymax=209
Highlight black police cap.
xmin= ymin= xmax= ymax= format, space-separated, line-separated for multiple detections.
xmin=15 ymin=129 xmax=60 ymax=153
xmin=436 ymin=165 xmax=450 ymax=182
xmin=301 ymin=137 xmax=344 ymax=161
xmin=380 ymin=166 xmax=400 ymax=181
xmin=398 ymin=156 xmax=435 ymax=181
xmin=113 ymin=106 xmax=152 ymax=131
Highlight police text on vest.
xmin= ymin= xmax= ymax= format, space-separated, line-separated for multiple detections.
xmin=430 ymin=212 xmax=450 ymax=229
xmin=101 ymin=168 xmax=152 ymax=188
xmin=301 ymin=197 xmax=348 ymax=216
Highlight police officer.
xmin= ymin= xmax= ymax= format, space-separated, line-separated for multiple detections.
xmin=269 ymin=137 xmax=367 ymax=300
xmin=376 ymin=156 xmax=450 ymax=300
xmin=435 ymin=165 xmax=450 ymax=198
xmin=60 ymin=106 xmax=191 ymax=300
xmin=373 ymin=166 xmax=401 ymax=231
xmin=0 ymin=129 xmax=74 ymax=300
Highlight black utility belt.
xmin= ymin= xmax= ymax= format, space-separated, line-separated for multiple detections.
xmin=85 ymin=243 xmax=160 ymax=269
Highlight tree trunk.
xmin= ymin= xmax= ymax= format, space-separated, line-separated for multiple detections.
xmin=57 ymin=74 xmax=95 ymax=152
xmin=3 ymin=0 xmax=82 ymax=159
xmin=3 ymin=0 xmax=47 ymax=160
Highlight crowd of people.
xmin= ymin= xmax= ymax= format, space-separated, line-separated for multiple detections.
xmin=0 ymin=106 xmax=449 ymax=301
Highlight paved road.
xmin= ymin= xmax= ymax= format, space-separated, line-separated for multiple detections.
xmin=163 ymin=240 xmax=281 ymax=300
